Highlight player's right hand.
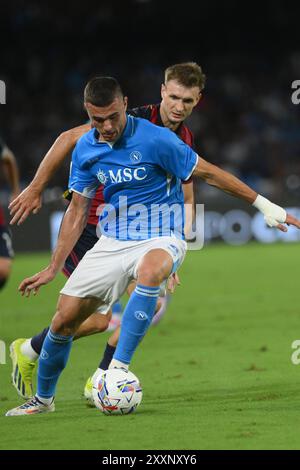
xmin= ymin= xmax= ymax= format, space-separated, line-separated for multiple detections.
xmin=167 ymin=272 xmax=181 ymax=293
xmin=19 ymin=267 xmax=56 ymax=297
xmin=9 ymin=185 xmax=42 ymax=225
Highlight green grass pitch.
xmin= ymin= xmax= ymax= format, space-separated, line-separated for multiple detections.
xmin=0 ymin=242 xmax=300 ymax=450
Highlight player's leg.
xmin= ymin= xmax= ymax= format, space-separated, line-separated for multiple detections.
xmin=6 ymin=235 xmax=130 ymax=415
xmin=10 ymin=224 xmax=110 ymax=398
xmin=10 ymin=310 xmax=112 ymax=399
xmin=84 ymin=271 xmax=173 ymax=402
xmin=73 ymin=310 xmax=112 ymax=338
xmin=96 ymin=282 xmax=138 ymax=372
xmin=32 ymin=310 xmax=111 ymax=353
xmin=106 ymin=301 xmax=123 ymax=332
xmin=0 ymin=225 xmax=14 ymax=289
xmin=83 ymin=293 xmax=165 ymax=404
xmin=0 ymin=257 xmax=11 ymax=290
xmin=91 ymin=297 xmax=163 ymax=376
xmin=6 ymin=294 xmax=102 ymax=416
xmin=23 ymin=310 xmax=111 ymax=361
xmin=109 ymin=237 xmax=187 ymax=370
xmin=92 ymin=280 xmax=165 ymax=373
xmin=84 ymin=258 xmax=168 ymax=400
xmin=109 ymin=248 xmax=173 ymax=370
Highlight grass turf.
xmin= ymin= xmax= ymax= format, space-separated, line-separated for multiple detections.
xmin=0 ymin=242 xmax=300 ymax=450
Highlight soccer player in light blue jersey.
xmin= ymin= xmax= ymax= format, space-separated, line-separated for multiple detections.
xmin=6 ymin=77 xmax=300 ymax=416
xmin=8 ymin=62 xmax=204 ymax=403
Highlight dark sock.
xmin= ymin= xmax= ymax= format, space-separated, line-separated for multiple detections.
xmin=31 ymin=327 xmax=50 ymax=355
xmin=99 ymin=343 xmax=116 ymax=370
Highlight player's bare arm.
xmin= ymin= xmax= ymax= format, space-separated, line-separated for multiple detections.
xmin=183 ymin=180 xmax=194 ymax=238
xmin=19 ymin=192 xmax=91 ymax=297
xmin=1 ymin=146 xmax=20 ymax=201
xmin=9 ymin=123 xmax=91 ymax=226
xmin=193 ymin=156 xmax=300 ymax=232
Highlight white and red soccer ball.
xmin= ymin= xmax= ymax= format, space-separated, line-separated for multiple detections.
xmin=92 ymin=369 xmax=143 ymax=415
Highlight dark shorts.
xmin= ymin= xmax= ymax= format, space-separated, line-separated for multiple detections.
xmin=63 ymin=223 xmax=99 ymax=278
xmin=0 ymin=225 xmax=14 ymax=259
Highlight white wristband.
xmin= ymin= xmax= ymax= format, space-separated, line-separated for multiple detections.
xmin=252 ymin=195 xmax=286 ymax=228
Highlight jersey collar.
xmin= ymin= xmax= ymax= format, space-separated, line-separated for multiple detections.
xmin=116 ymin=114 xmax=135 ymax=145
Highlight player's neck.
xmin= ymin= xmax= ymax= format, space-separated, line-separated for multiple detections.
xmin=159 ymin=106 xmax=181 ymax=132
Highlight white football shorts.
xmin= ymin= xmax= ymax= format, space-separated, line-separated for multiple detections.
xmin=60 ymin=235 xmax=187 ymax=314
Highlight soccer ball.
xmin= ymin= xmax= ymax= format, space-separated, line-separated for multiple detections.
xmin=92 ymin=369 xmax=143 ymax=415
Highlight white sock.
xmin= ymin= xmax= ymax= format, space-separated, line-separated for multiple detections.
xmin=21 ymin=339 xmax=39 ymax=361
xmin=109 ymin=359 xmax=129 ymax=371
xmin=36 ymin=395 xmax=54 ymax=406
xmin=92 ymin=368 xmax=104 ymax=383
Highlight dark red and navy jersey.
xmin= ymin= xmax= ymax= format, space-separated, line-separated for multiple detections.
xmin=129 ymin=104 xmax=195 ymax=185
xmin=129 ymin=103 xmax=195 ymax=150
xmin=87 ymin=186 xmax=105 ymax=225
xmin=0 ymin=136 xmax=6 ymax=226
xmin=64 ymin=184 xmax=105 ymax=226
xmin=85 ymin=103 xmax=195 ymax=225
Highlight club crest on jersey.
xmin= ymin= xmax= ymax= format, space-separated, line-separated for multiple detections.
xmin=97 ymin=169 xmax=108 ymax=185
xmin=130 ymin=150 xmax=142 ymax=164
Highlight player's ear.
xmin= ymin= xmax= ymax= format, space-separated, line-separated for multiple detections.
xmin=123 ymin=96 xmax=128 ymax=110
xmin=161 ymin=83 xmax=166 ymax=99
xmin=197 ymin=93 xmax=202 ymax=104
xmin=83 ymin=101 xmax=91 ymax=117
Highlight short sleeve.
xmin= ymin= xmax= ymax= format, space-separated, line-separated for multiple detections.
xmin=155 ymin=128 xmax=198 ymax=181
xmin=68 ymin=147 xmax=99 ymax=199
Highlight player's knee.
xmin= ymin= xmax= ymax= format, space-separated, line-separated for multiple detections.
xmin=51 ymin=311 xmax=78 ymax=336
xmin=98 ymin=318 xmax=110 ymax=333
xmin=95 ymin=312 xmax=111 ymax=333
xmin=137 ymin=264 xmax=167 ymax=286
xmin=0 ymin=276 xmax=8 ymax=290
xmin=0 ymin=264 xmax=10 ymax=290
xmin=0 ymin=262 xmax=11 ymax=289
xmin=104 ymin=310 xmax=112 ymax=330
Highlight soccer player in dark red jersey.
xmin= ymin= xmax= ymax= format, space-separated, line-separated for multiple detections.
xmin=0 ymin=136 xmax=20 ymax=290
xmin=8 ymin=62 xmax=205 ymax=401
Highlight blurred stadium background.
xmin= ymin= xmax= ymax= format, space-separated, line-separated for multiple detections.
xmin=1 ymin=0 xmax=300 ymax=250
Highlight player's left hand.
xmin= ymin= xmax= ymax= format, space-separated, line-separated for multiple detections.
xmin=19 ymin=267 xmax=56 ymax=297
xmin=253 ymin=196 xmax=300 ymax=232
xmin=272 ymin=212 xmax=300 ymax=232
xmin=167 ymin=272 xmax=180 ymax=293
xmin=9 ymin=189 xmax=21 ymax=204
xmin=280 ymin=213 xmax=300 ymax=232
xmin=9 ymin=185 xmax=42 ymax=225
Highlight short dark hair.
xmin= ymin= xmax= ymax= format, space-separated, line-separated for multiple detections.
xmin=84 ymin=76 xmax=123 ymax=106
xmin=164 ymin=62 xmax=206 ymax=91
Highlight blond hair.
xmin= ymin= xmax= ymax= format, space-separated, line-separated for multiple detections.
xmin=164 ymin=62 xmax=206 ymax=90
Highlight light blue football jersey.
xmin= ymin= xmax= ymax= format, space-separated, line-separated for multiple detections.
xmin=69 ymin=114 xmax=198 ymax=240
